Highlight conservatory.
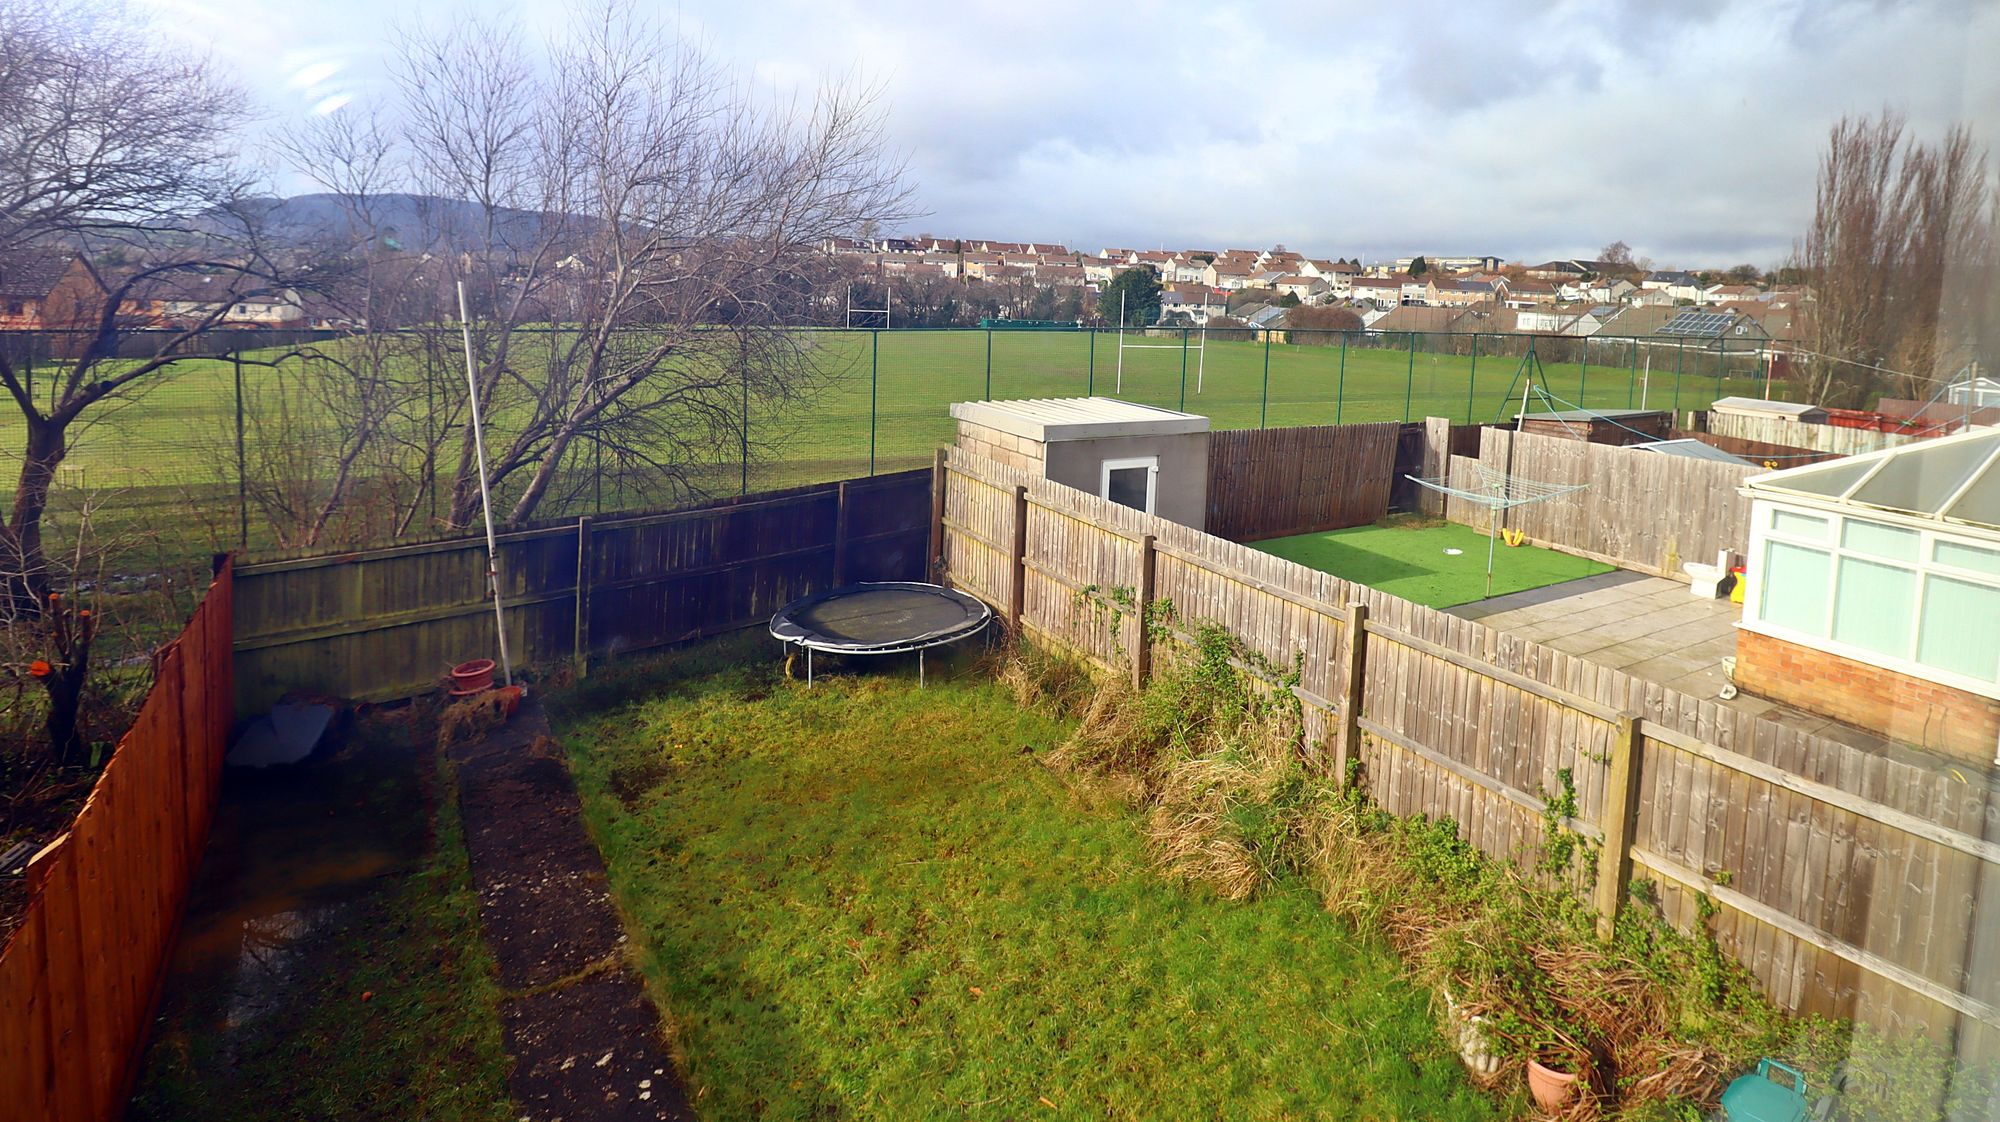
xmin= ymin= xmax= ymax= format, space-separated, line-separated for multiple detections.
xmin=1737 ymin=427 xmax=2000 ymax=761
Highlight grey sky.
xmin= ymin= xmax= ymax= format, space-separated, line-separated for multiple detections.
xmin=141 ymin=0 xmax=1999 ymax=268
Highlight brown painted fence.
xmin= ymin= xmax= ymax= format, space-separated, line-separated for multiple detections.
xmin=1445 ymin=427 xmax=1758 ymax=579
xmin=1204 ymin=422 xmax=1401 ymax=541
xmin=233 ymin=469 xmax=933 ymax=713
xmin=0 ymin=560 xmax=235 ymax=1122
xmin=940 ymin=446 xmax=2000 ymax=1066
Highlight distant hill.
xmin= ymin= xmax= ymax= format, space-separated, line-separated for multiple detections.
xmin=219 ymin=193 xmax=559 ymax=250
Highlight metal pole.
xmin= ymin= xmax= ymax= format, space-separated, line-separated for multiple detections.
xmin=1716 ymin=336 xmax=1727 ymax=405
xmin=1404 ymin=332 xmax=1416 ymax=422
xmin=1467 ymin=333 xmax=1480 ymax=423
xmin=455 ymin=281 xmax=514 ymax=688
xmin=1335 ymin=332 xmax=1349 ymax=424
xmin=740 ymin=335 xmax=750 ymax=496
xmin=983 ymin=327 xmax=992 ymax=399
xmin=1627 ymin=339 xmax=1638 ymax=408
xmin=1087 ymin=327 xmax=1095 ymax=395
xmin=1116 ymin=291 xmax=1126 ymax=393
xmin=1579 ymin=337 xmax=1589 ymax=406
xmin=233 ymin=348 xmax=247 ymax=550
xmin=870 ymin=329 xmax=880 ymax=475
xmin=1260 ymin=330 xmax=1271 ymax=428
xmin=1672 ymin=338 xmax=1685 ymax=416
xmin=1178 ymin=326 xmax=1189 ymax=411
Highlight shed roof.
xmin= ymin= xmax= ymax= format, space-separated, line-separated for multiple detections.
xmin=1710 ymin=396 xmax=1825 ymax=419
xmin=1745 ymin=426 xmax=2000 ymax=532
xmin=950 ymin=397 xmax=1210 ymax=442
xmin=1633 ymin=438 xmax=1755 ymax=465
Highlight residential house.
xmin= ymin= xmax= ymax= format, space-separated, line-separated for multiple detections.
xmin=1524 ymin=259 xmax=1594 ymax=281
xmin=1206 ymin=260 xmax=1260 ymax=291
xmin=1701 ymin=283 xmax=1761 ymax=305
xmin=1349 ymin=276 xmax=1403 ymax=305
xmin=960 ymin=252 xmax=1004 ymax=280
xmin=1641 ymin=270 xmax=1704 ymax=302
xmin=1172 ymin=257 xmax=1209 ymax=284
xmin=1081 ymin=259 xmax=1124 ymax=284
xmin=1371 ymin=304 xmax=1477 ymax=333
xmin=1274 ymin=275 xmax=1328 ymax=303
xmin=1502 ymin=279 xmax=1559 ymax=308
xmin=1398 ymin=275 xmax=1430 ymax=305
xmin=1159 ymin=285 xmax=1226 ymax=325
xmin=1586 ymin=277 xmax=1638 ymax=303
xmin=1397 ymin=254 xmax=1503 ymax=273
xmin=1040 ymin=264 xmax=1086 ymax=287
xmin=1508 ymin=307 xmax=1599 ymax=336
xmin=1654 ymin=306 xmax=1773 ymax=345
xmin=1130 ymin=251 xmax=1174 ymax=274
xmin=0 ymin=253 xmax=104 ymax=331
xmin=1429 ymin=276 xmax=1503 ymax=307
xmin=1626 ymin=287 xmax=1676 ymax=307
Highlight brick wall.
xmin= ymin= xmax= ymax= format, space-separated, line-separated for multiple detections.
xmin=1735 ymin=628 xmax=2000 ymax=763
xmin=955 ymin=421 xmax=1045 ymax=475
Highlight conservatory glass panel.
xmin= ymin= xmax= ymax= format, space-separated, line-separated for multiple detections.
xmin=1832 ymin=557 xmax=1916 ymax=657
xmin=1756 ymin=458 xmax=1876 ymax=501
xmin=1847 ymin=432 xmax=2000 ymax=517
xmin=1936 ymin=539 xmax=2000 ymax=577
xmin=1771 ymin=509 xmax=1828 ymax=541
xmin=1761 ymin=543 xmax=1830 ymax=637
xmin=1917 ymin=575 xmax=2000 ymax=682
xmin=1840 ymin=519 xmax=1919 ymax=561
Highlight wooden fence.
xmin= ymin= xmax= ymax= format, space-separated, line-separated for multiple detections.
xmin=0 ymin=560 xmax=236 ymax=1122
xmin=1445 ymin=427 xmax=1758 ymax=579
xmin=1204 ymin=422 xmax=1400 ymax=541
xmin=939 ymin=447 xmax=2000 ymax=1062
xmin=1704 ymin=410 xmax=1924 ymax=456
xmin=234 ymin=469 xmax=933 ymax=713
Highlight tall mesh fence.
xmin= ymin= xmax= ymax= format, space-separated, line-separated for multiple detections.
xmin=0 ymin=326 xmax=1782 ymax=568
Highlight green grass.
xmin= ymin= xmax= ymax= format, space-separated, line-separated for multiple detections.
xmin=1250 ymin=519 xmax=1614 ymax=608
xmin=128 ymin=717 xmax=516 ymax=1122
xmin=550 ymin=650 xmax=1507 ymax=1121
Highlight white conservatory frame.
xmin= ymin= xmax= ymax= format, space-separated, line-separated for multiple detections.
xmin=1740 ymin=428 xmax=2000 ymax=703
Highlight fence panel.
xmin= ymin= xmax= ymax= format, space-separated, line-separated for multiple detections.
xmin=938 ymin=445 xmax=2000 ymax=1057
xmin=233 ymin=470 xmax=932 ymax=712
xmin=1204 ymin=422 xmax=1400 ymax=540
xmin=0 ymin=560 xmax=234 ymax=1122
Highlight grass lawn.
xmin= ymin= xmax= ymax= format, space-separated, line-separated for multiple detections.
xmin=551 ymin=651 xmax=1508 ymax=1121
xmin=1250 ymin=519 xmax=1614 ymax=609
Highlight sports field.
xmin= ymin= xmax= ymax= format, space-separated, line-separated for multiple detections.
xmin=1250 ymin=519 xmax=1615 ymax=609
xmin=0 ymin=327 xmax=1771 ymax=554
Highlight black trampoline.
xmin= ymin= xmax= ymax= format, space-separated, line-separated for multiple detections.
xmin=769 ymin=582 xmax=992 ymax=686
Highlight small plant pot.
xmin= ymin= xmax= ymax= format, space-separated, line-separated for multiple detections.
xmin=450 ymin=658 xmax=496 ymax=696
xmin=494 ymin=684 xmax=526 ymax=719
xmin=1526 ymin=1057 xmax=1580 ymax=1111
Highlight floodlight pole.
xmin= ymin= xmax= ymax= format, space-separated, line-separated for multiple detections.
xmin=457 ymin=281 xmax=514 ymax=688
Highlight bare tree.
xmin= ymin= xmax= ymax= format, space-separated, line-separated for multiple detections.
xmin=0 ymin=2 xmax=334 ymax=602
xmin=383 ymin=3 xmax=912 ymax=528
xmin=1795 ymin=111 xmax=1992 ymax=407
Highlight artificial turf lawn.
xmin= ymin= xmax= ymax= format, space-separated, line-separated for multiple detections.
xmin=551 ymin=651 xmax=1504 ymax=1122
xmin=1250 ymin=519 xmax=1615 ymax=609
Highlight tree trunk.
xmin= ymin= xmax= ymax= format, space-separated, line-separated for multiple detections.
xmin=5 ymin=416 xmax=65 ymax=612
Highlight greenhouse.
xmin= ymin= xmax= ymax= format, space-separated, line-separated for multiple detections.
xmin=1741 ymin=428 xmax=2000 ymax=701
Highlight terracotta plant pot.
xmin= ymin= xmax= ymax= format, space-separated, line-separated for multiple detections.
xmin=494 ymin=684 xmax=525 ymax=719
xmin=449 ymin=658 xmax=496 ymax=696
xmin=1526 ymin=1057 xmax=1580 ymax=1111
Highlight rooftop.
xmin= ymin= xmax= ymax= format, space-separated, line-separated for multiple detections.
xmin=1745 ymin=425 xmax=2000 ymax=532
xmin=949 ymin=397 xmax=1210 ymax=442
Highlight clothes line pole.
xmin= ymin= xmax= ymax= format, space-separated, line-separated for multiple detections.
xmin=457 ymin=281 xmax=514 ymax=687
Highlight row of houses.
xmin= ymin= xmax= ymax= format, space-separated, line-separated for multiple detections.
xmin=0 ymin=252 xmax=319 ymax=332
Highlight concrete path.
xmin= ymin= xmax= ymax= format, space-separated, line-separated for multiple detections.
xmin=452 ymin=700 xmax=694 ymax=1122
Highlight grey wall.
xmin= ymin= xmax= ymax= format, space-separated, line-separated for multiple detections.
xmin=1044 ymin=432 xmax=1210 ymax=530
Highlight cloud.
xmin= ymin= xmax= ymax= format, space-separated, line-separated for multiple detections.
xmin=144 ymin=0 xmax=1999 ymax=267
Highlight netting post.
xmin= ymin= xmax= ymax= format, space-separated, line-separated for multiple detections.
xmin=1178 ymin=327 xmax=1189 ymax=410
xmin=1466 ymin=333 xmax=1480 ymax=423
xmin=983 ymin=328 xmax=992 ymax=398
xmin=869 ymin=329 xmax=880 ymax=476
xmin=1579 ymin=336 xmax=1589 ymax=405
xmin=1627 ymin=338 xmax=1638 ymax=408
xmin=1335 ymin=332 xmax=1348 ymax=424
xmin=1673 ymin=338 xmax=1685 ymax=417
xmin=1259 ymin=331 xmax=1271 ymax=428
xmin=1716 ymin=335 xmax=1727 ymax=405
xmin=740 ymin=333 xmax=750 ymax=496
xmin=1403 ymin=332 xmax=1416 ymax=422
xmin=233 ymin=347 xmax=247 ymax=550
xmin=1087 ymin=328 xmax=1096 ymax=395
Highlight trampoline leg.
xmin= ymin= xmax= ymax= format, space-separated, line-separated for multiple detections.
xmin=807 ymin=648 xmax=814 ymax=688
xmin=919 ymin=649 xmax=926 ymax=689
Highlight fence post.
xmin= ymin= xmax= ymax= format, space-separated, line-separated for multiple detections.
xmin=1403 ymin=333 xmax=1416 ymax=422
xmin=573 ymin=516 xmax=592 ymax=678
xmin=834 ymin=481 xmax=851 ymax=586
xmin=1008 ymin=485 xmax=1028 ymax=632
xmin=740 ymin=343 xmax=751 ymax=496
xmin=869 ymin=330 xmax=879 ymax=476
xmin=1178 ymin=327 xmax=1189 ymax=410
xmin=1466 ymin=333 xmax=1480 ymax=424
xmin=1132 ymin=533 xmax=1156 ymax=689
xmin=928 ymin=448 xmax=947 ymax=584
xmin=1260 ymin=332 xmax=1271 ymax=428
xmin=1422 ymin=416 xmax=1451 ymax=517
xmin=1087 ymin=328 xmax=1096 ymax=395
xmin=1335 ymin=333 xmax=1349 ymax=424
xmin=1337 ymin=601 xmax=1369 ymax=787
xmin=233 ymin=349 xmax=248 ymax=550
xmin=1593 ymin=712 xmax=1645 ymax=940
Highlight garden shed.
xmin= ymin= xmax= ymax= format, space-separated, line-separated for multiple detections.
xmin=1736 ymin=427 xmax=2000 ymax=761
xmin=950 ymin=397 xmax=1211 ymax=528
xmin=1513 ymin=408 xmax=1671 ymax=445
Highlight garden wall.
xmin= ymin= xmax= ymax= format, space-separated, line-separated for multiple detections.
xmin=0 ymin=561 xmax=235 ymax=1122
xmin=233 ymin=469 xmax=934 ymax=713
xmin=1444 ymin=427 xmax=1758 ymax=579
xmin=939 ymin=446 xmax=2000 ymax=1066
xmin=1204 ymin=422 xmax=1400 ymax=541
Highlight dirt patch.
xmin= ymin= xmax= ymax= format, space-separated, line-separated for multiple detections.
xmin=500 ymin=972 xmax=694 ymax=1121
xmin=451 ymin=699 xmax=693 ymax=1119
xmin=607 ymin=757 xmax=674 ymax=809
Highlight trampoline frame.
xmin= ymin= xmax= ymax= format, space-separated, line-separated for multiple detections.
xmin=769 ymin=581 xmax=992 ymax=687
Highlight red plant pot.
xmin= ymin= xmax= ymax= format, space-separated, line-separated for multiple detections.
xmin=494 ymin=684 xmax=525 ymax=719
xmin=449 ymin=658 xmax=496 ymax=696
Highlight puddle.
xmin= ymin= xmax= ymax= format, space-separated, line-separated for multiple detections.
xmin=144 ymin=710 xmax=433 ymax=1058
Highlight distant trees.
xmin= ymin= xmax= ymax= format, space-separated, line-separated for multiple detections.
xmin=1795 ymin=111 xmax=1992 ymax=406
xmin=1285 ymin=305 xmax=1364 ymax=340
xmin=1408 ymin=256 xmax=1429 ymax=277
xmin=1100 ymin=267 xmax=1163 ymax=325
xmin=1599 ymin=241 xmax=1634 ymax=267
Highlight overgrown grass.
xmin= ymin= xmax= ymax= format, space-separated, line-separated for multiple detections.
xmin=549 ymin=645 xmax=1507 ymax=1121
xmin=128 ymin=710 xmax=515 ymax=1122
